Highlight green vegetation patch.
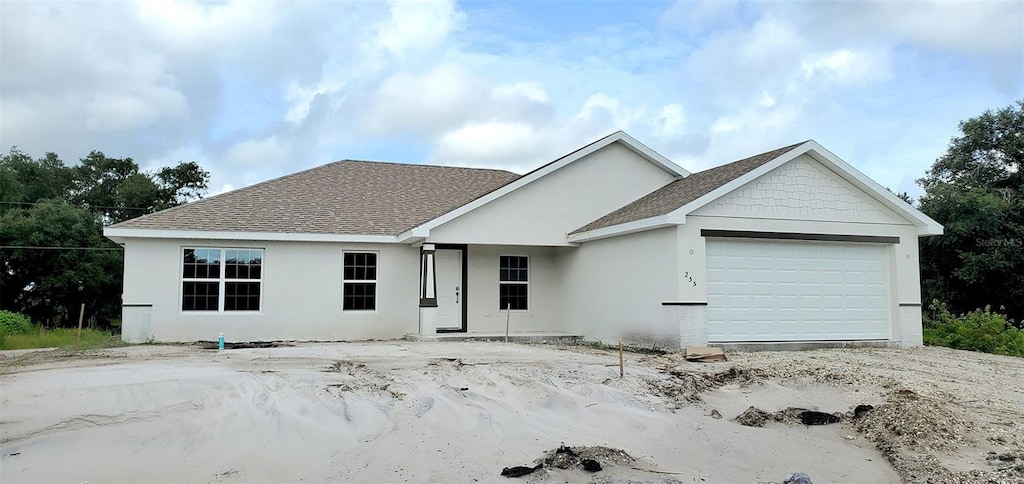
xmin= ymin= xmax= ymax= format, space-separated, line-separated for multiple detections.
xmin=1 ymin=328 xmax=116 ymax=351
xmin=923 ymin=301 xmax=1024 ymax=358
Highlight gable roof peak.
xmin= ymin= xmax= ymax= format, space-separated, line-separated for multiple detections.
xmin=569 ymin=140 xmax=809 ymax=235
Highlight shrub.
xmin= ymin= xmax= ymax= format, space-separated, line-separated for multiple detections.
xmin=0 ymin=310 xmax=35 ymax=335
xmin=923 ymin=301 xmax=1024 ymax=357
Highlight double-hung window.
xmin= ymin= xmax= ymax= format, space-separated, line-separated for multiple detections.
xmin=343 ymin=252 xmax=377 ymax=310
xmin=499 ymin=255 xmax=528 ymax=310
xmin=182 ymin=248 xmax=263 ymax=312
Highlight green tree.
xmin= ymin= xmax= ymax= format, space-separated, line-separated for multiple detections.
xmin=0 ymin=200 xmax=121 ymax=327
xmin=0 ymin=149 xmax=210 ymax=327
xmin=918 ymin=100 xmax=1024 ymax=327
xmin=70 ymin=152 xmax=209 ymax=223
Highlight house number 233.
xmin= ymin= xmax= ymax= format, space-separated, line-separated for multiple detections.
xmin=683 ymin=272 xmax=697 ymax=287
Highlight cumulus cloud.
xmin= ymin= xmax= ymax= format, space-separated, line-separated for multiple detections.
xmin=376 ymin=0 xmax=465 ymax=57
xmin=1 ymin=0 xmax=1019 ymax=197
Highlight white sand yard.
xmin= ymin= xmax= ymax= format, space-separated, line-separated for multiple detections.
xmin=1 ymin=342 xmax=1021 ymax=483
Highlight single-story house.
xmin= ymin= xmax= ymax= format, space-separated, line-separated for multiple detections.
xmin=104 ymin=131 xmax=942 ymax=348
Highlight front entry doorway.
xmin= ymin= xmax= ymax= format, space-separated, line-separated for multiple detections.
xmin=435 ymin=248 xmax=464 ymax=331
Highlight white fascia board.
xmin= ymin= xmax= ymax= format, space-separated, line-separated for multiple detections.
xmin=566 ymin=215 xmax=675 ymax=243
xmin=404 ymin=131 xmax=690 ymax=238
xmin=397 ymin=227 xmax=429 ymax=244
xmin=615 ymin=131 xmax=691 ymax=177
xmin=103 ymin=227 xmax=400 ymax=243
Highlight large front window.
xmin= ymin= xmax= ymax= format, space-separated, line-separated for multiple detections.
xmin=182 ymin=248 xmax=263 ymax=312
xmin=499 ymin=255 xmax=528 ymax=310
xmin=343 ymin=252 xmax=377 ymax=310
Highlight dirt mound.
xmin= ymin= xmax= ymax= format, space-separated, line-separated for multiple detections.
xmin=647 ymin=366 xmax=769 ymax=406
xmin=503 ymin=445 xmax=689 ymax=482
xmin=855 ymin=389 xmax=974 ymax=453
xmin=0 ymin=348 xmax=126 ymax=372
xmin=850 ymin=388 xmax=1024 ymax=483
xmin=732 ymin=406 xmax=844 ymax=427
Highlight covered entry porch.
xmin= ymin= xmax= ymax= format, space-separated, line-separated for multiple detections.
xmin=414 ymin=243 xmax=578 ymax=338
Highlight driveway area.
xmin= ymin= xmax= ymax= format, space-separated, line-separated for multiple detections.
xmin=1 ymin=342 xmax=1021 ymax=483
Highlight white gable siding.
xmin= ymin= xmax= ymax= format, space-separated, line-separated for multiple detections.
xmin=427 ymin=142 xmax=677 ymax=246
xmin=693 ymin=154 xmax=909 ymax=225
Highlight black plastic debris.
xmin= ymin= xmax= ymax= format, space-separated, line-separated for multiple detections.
xmin=581 ymin=459 xmax=602 ymax=472
xmin=501 ymin=463 xmax=542 ymax=478
xmin=799 ymin=411 xmax=841 ymax=425
xmin=853 ymin=404 xmax=874 ymax=418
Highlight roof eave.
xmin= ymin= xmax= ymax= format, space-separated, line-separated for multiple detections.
xmin=103 ymin=227 xmax=401 ymax=244
xmin=566 ymin=215 xmax=675 ymax=243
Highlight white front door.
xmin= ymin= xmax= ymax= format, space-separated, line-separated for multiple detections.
xmin=705 ymin=239 xmax=891 ymax=342
xmin=435 ymin=249 xmax=463 ymax=331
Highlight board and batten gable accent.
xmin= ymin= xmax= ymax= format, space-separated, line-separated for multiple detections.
xmin=692 ymin=155 xmax=908 ymax=224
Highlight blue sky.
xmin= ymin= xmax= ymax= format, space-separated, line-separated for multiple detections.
xmin=2 ymin=0 xmax=1021 ymax=199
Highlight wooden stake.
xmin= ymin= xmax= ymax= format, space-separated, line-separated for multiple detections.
xmin=618 ymin=338 xmax=624 ymax=378
xmin=76 ymin=303 xmax=85 ymax=346
xmin=505 ymin=302 xmax=511 ymax=343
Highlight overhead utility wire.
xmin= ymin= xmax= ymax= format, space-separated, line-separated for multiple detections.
xmin=0 ymin=246 xmax=123 ymax=251
xmin=0 ymin=201 xmax=155 ymax=211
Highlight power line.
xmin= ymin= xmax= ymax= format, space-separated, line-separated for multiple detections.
xmin=0 ymin=201 xmax=156 ymax=211
xmin=0 ymin=246 xmax=123 ymax=251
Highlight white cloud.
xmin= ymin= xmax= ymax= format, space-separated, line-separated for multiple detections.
xmin=800 ymin=48 xmax=891 ymax=86
xmin=493 ymin=82 xmax=550 ymax=104
xmin=659 ymin=0 xmax=740 ymax=34
xmin=653 ymin=104 xmax=686 ymax=139
xmin=434 ymin=122 xmax=543 ymax=169
xmin=222 ymin=135 xmax=291 ymax=166
xmin=1 ymin=0 xmax=1018 ymax=199
xmin=376 ymin=0 xmax=465 ymax=58
xmin=364 ymin=64 xmax=488 ymax=135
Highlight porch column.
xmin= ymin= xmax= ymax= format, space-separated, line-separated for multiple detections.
xmin=419 ymin=244 xmax=438 ymax=335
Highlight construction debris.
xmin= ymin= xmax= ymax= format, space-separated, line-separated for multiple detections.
xmin=684 ymin=346 xmax=727 ymax=362
xmin=783 ymin=472 xmax=813 ymax=484
xmin=732 ymin=406 xmax=845 ymax=427
xmin=500 ymin=464 xmax=542 ymax=478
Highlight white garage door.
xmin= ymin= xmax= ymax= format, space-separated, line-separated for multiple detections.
xmin=706 ymin=239 xmax=891 ymax=342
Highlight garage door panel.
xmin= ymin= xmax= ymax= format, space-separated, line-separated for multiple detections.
xmin=707 ymin=239 xmax=891 ymax=342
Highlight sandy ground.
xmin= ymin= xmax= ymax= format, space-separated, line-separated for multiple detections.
xmin=0 ymin=343 xmax=1021 ymax=484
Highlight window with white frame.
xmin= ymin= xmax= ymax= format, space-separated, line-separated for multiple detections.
xmin=182 ymin=248 xmax=263 ymax=312
xmin=499 ymin=255 xmax=528 ymax=310
xmin=343 ymin=252 xmax=377 ymax=310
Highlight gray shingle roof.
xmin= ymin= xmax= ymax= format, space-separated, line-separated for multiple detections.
xmin=571 ymin=142 xmax=806 ymax=234
xmin=111 ymin=160 xmax=520 ymax=236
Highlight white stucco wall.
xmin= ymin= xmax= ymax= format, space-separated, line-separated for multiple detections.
xmin=560 ymin=227 xmax=679 ymax=349
xmin=427 ymin=142 xmax=677 ymax=246
xmin=460 ymin=245 xmax=570 ymax=334
xmin=120 ymin=238 xmax=420 ymax=343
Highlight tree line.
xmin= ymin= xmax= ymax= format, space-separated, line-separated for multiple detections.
xmin=0 ymin=150 xmax=209 ymax=328
xmin=0 ymin=101 xmax=1021 ymax=340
